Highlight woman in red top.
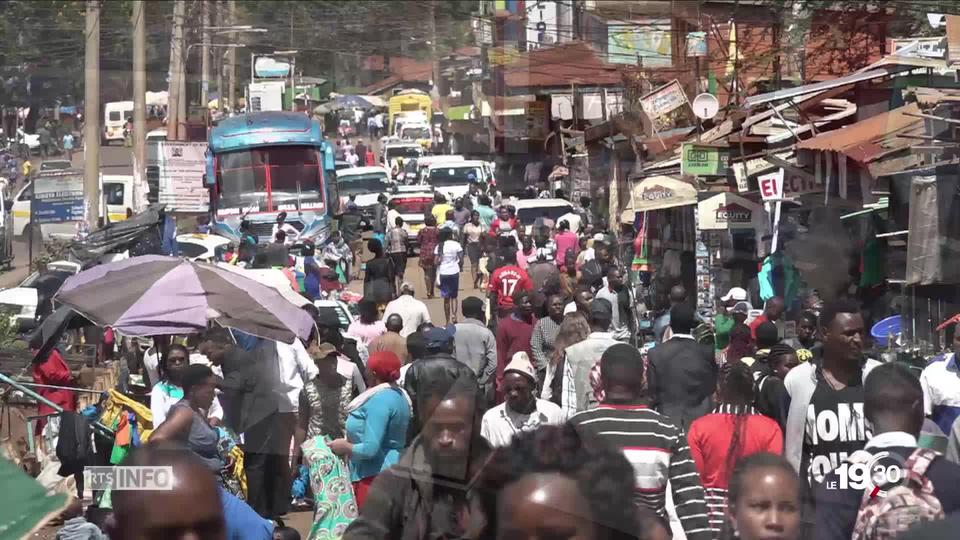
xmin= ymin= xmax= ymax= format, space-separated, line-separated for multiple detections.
xmin=687 ymin=360 xmax=783 ymax=538
xmin=30 ymin=335 xmax=77 ymax=434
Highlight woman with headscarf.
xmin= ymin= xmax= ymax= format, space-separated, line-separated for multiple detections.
xmin=329 ymin=351 xmax=412 ymax=508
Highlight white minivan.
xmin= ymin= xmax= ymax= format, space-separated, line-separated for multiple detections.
xmin=103 ymin=101 xmax=134 ymax=144
xmin=424 ymin=160 xmax=495 ymax=201
xmin=12 ymin=174 xmax=134 ymax=240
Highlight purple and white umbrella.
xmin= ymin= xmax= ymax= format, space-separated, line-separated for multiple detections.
xmin=56 ymin=255 xmax=313 ymax=343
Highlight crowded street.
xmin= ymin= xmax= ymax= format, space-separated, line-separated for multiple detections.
xmin=5 ymin=2 xmax=960 ymax=540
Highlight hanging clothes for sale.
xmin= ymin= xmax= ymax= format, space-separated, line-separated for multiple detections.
xmin=758 ymin=251 xmax=799 ymax=304
xmin=56 ymin=411 xmax=92 ymax=478
xmin=632 ymin=212 xmax=651 ymax=272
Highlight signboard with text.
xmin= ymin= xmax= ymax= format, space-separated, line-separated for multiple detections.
xmin=158 ymin=142 xmax=209 ymax=212
xmin=681 ymin=143 xmax=730 ymax=176
xmin=639 ymin=80 xmax=689 ymax=132
xmin=759 ymin=167 xmax=822 ymax=200
xmin=33 ymin=171 xmax=84 ymax=224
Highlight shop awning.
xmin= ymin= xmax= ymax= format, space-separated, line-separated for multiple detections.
xmin=795 ymin=103 xmax=923 ymax=163
xmin=697 ymin=192 xmax=767 ymax=230
xmin=621 ymin=176 xmax=697 ymax=221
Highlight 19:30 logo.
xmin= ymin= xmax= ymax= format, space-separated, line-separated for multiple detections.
xmin=834 ymin=451 xmax=906 ymax=495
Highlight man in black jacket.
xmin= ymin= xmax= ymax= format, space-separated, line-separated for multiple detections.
xmin=403 ymin=326 xmax=476 ymax=440
xmin=200 ymin=328 xmax=286 ymax=519
xmin=647 ymin=302 xmax=717 ymax=430
xmin=815 ymin=362 xmax=960 ymax=540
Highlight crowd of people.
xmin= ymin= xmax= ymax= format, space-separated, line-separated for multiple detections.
xmin=35 ymin=181 xmax=960 ymax=540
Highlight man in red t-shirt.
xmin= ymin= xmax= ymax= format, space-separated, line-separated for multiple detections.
xmin=495 ymin=289 xmax=536 ymax=402
xmin=749 ymin=296 xmax=785 ymax=339
xmin=488 ymin=250 xmax=532 ymax=317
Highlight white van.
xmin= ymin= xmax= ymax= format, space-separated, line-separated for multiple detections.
xmin=103 ymin=101 xmax=134 ymax=144
xmin=423 ymin=160 xmax=494 ymax=200
xmin=12 ymin=174 xmax=134 ymax=240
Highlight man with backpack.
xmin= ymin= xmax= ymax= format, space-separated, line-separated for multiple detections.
xmin=814 ymin=362 xmax=960 ymax=540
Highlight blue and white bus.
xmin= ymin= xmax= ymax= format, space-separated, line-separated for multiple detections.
xmin=206 ymin=111 xmax=337 ymax=244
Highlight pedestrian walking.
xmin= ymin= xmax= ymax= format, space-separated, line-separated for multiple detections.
xmin=480 ymin=352 xmax=563 ymax=447
xmin=62 ymin=131 xmax=75 ymax=162
xmin=416 ymin=215 xmax=440 ymax=299
xmin=726 ymin=453 xmax=802 ymax=540
xmin=435 ymin=227 xmax=463 ymax=325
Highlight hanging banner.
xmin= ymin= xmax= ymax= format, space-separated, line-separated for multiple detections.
xmin=681 ymin=143 xmax=730 ymax=176
xmin=32 ymin=170 xmax=84 ymax=224
xmin=158 ymin=142 xmax=209 ymax=212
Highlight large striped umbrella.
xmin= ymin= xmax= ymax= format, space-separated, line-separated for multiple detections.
xmin=56 ymin=255 xmax=313 ymax=343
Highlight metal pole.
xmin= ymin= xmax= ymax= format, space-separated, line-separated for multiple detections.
xmin=200 ymin=1 xmax=210 ymax=113
xmin=216 ymin=1 xmax=225 ymax=114
xmin=84 ymin=0 xmax=101 ymax=229
xmin=168 ymin=0 xmax=186 ymax=140
xmin=132 ymin=0 xmax=147 ymax=212
xmin=11 ymin=381 xmax=106 ymax=395
xmin=227 ymin=0 xmax=236 ymax=113
xmin=0 ymin=372 xmax=113 ymax=435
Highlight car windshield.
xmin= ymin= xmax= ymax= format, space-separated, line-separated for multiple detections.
xmin=336 ymin=172 xmax=390 ymax=194
xmin=516 ymin=205 xmax=573 ymax=225
xmin=428 ymin=166 xmax=482 ymax=187
xmin=391 ymin=196 xmax=432 ymax=214
xmin=402 ymin=127 xmax=430 ymax=139
xmin=40 ymin=161 xmax=71 ymax=170
xmin=217 ymin=145 xmax=322 ymax=211
xmin=385 ymin=146 xmax=422 ymax=160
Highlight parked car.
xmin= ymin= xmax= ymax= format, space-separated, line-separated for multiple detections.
xmin=335 ymin=166 xmax=392 ymax=228
xmin=0 ymin=260 xmax=82 ymax=332
xmin=511 ymin=198 xmax=575 ymax=236
xmin=16 ymin=129 xmax=41 ymax=154
xmin=146 ymin=128 xmax=167 ymax=142
xmin=176 ymin=233 xmax=231 ymax=262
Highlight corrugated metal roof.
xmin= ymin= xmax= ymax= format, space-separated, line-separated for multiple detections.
xmin=795 ymin=103 xmax=922 ymax=162
xmin=742 ymin=69 xmax=890 ymax=108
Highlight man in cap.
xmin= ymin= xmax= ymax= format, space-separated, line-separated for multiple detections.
xmin=558 ymin=298 xmax=620 ymax=416
xmin=714 ymin=286 xmax=751 ymax=353
xmin=480 ymin=351 xmax=563 ymax=447
xmin=402 ymin=325 xmax=476 ymax=439
xmin=495 ymin=289 xmax=536 ymax=403
xmin=383 ymin=282 xmax=431 ymax=337
xmin=309 ymin=305 xmax=368 ymax=389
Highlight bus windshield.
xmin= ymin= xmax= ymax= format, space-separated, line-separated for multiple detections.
xmin=429 ymin=166 xmax=482 ymax=187
xmin=217 ymin=145 xmax=321 ymax=211
xmin=337 ymin=172 xmax=390 ymax=195
xmin=384 ymin=146 xmax=422 ymax=161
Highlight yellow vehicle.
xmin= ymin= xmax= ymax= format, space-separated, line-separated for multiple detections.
xmin=388 ymin=90 xmax=432 ymax=136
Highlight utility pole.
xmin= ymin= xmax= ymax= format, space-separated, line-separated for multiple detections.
xmin=216 ymin=1 xmax=224 ymax=112
xmin=227 ymin=0 xmax=236 ymax=114
xmin=168 ymin=0 xmax=186 ymax=140
xmin=84 ymin=0 xmax=101 ymax=229
xmin=428 ymin=0 xmax=441 ymax=100
xmin=132 ymin=0 xmax=147 ymax=211
xmin=200 ymin=0 xmax=210 ymax=112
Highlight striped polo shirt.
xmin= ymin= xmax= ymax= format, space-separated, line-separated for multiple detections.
xmin=570 ymin=404 xmax=712 ymax=540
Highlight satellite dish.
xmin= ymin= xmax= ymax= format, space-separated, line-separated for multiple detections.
xmin=692 ymin=93 xmax=719 ymax=120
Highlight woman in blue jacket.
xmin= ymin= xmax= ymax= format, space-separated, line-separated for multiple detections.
xmin=329 ymin=350 xmax=411 ymax=508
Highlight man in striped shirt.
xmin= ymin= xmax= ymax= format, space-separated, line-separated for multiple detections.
xmin=570 ymin=343 xmax=712 ymax=540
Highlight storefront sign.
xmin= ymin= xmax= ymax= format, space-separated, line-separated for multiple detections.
xmin=608 ymin=19 xmax=672 ymax=67
xmin=681 ymin=143 xmax=730 ymax=176
xmin=622 ymin=175 xmax=697 ymax=221
xmin=758 ymin=169 xmax=784 ymax=201
xmin=33 ymin=170 xmax=84 ymax=224
xmin=638 ymin=80 xmax=688 ymax=130
xmin=698 ymin=192 xmax=765 ymax=230
xmin=733 ymin=151 xmax=793 ymax=192
xmin=759 ymin=167 xmax=821 ymax=200
xmin=687 ymin=31 xmax=707 ymax=57
xmin=158 ymin=142 xmax=209 ymax=212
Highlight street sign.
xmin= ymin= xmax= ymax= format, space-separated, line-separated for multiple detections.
xmin=758 ymin=168 xmax=784 ymax=201
xmin=686 ymin=31 xmax=707 ymax=57
xmin=681 ymin=143 xmax=729 ymax=176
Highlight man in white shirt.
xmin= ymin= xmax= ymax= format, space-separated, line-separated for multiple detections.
xmin=382 ymin=282 xmax=431 ymax=337
xmin=481 ymin=352 xmax=563 ymax=447
xmin=274 ymin=339 xmax=320 ymax=415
